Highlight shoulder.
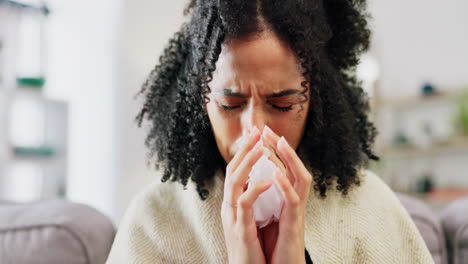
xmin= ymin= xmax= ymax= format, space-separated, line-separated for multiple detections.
xmin=344 ymin=169 xmax=433 ymax=262
xmin=123 ymin=177 xmax=184 ymax=228
xmin=106 ymin=178 xmax=189 ymax=263
xmin=341 ymin=169 xmax=410 ymax=222
xmin=313 ymin=168 xmax=420 ymax=240
xmin=317 ymin=169 xmax=402 ymax=211
xmin=351 ymin=169 xmax=400 ymax=204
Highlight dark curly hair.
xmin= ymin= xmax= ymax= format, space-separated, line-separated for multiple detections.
xmin=135 ymin=0 xmax=379 ymax=200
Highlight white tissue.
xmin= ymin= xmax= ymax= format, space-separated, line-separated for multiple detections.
xmin=247 ymin=138 xmax=284 ymax=228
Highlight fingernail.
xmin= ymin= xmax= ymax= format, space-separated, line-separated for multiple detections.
xmin=253 ymin=140 xmax=263 ymax=151
xmin=279 ymin=136 xmax=289 ymax=147
xmin=263 ymin=125 xmax=272 ymax=135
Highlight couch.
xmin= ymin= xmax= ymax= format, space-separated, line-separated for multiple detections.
xmin=0 ymin=199 xmax=115 ymax=264
xmin=0 ymin=195 xmax=467 ymax=264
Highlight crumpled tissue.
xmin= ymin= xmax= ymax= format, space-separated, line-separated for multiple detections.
xmin=247 ymin=137 xmax=284 ymax=228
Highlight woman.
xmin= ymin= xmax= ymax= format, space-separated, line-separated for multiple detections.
xmin=107 ymin=0 xmax=434 ymax=263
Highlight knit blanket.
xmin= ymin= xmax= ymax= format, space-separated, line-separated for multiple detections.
xmin=106 ymin=169 xmax=434 ymax=263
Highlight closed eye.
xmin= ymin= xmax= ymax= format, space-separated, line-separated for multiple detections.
xmin=219 ymin=102 xmax=294 ymax=112
xmin=220 ymin=104 xmax=243 ymax=110
xmin=269 ymin=103 xmax=293 ymax=112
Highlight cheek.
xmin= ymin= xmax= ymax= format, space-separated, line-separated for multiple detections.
xmin=271 ymin=108 xmax=309 ymax=150
xmin=206 ymin=101 xmax=240 ymax=162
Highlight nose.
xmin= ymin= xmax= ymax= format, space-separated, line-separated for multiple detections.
xmin=242 ymin=102 xmax=267 ymax=135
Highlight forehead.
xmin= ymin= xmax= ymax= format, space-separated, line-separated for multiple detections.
xmin=210 ymin=30 xmax=304 ymax=93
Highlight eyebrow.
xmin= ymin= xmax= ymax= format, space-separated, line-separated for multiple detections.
xmin=219 ymin=88 xmax=301 ymax=98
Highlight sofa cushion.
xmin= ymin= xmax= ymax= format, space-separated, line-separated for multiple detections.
xmin=396 ymin=193 xmax=447 ymax=264
xmin=0 ymin=199 xmax=115 ymax=264
xmin=441 ymin=198 xmax=468 ymax=264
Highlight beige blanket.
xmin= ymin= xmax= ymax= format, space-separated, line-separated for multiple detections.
xmin=106 ymin=169 xmax=434 ymax=263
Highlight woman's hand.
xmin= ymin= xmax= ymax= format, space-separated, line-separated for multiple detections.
xmin=221 ymin=126 xmax=272 ymax=264
xmin=261 ymin=125 xmax=313 ymax=264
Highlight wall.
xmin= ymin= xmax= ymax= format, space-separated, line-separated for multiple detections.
xmin=368 ymin=0 xmax=468 ymax=97
xmin=115 ymin=0 xmax=188 ymax=221
xmin=46 ymin=0 xmax=122 ymax=221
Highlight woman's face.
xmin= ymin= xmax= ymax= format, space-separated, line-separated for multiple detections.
xmin=207 ymin=30 xmax=310 ymax=164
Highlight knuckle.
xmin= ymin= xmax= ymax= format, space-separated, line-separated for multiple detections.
xmin=288 ymin=195 xmax=301 ymax=208
xmin=226 ymin=174 xmax=244 ymax=190
xmin=238 ymin=197 xmax=250 ymax=209
xmin=252 ymin=181 xmax=263 ymax=191
xmin=231 ymin=177 xmax=244 ymax=189
xmin=303 ymin=174 xmax=312 ymax=185
xmin=239 ymin=230 xmax=251 ymax=242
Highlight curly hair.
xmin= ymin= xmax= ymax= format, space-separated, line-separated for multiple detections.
xmin=135 ymin=0 xmax=379 ymax=200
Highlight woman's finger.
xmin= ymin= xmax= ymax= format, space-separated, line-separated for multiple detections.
xmin=261 ymin=126 xmax=295 ymax=181
xmin=266 ymin=148 xmax=289 ymax=181
xmin=263 ymin=124 xmax=310 ymax=195
xmin=223 ymin=126 xmax=262 ymax=216
xmin=274 ymin=167 xmax=301 ymax=211
xmin=262 ymin=126 xmax=299 ymax=187
xmin=276 ymin=136 xmax=312 ymax=199
xmin=225 ymin=140 xmax=264 ymax=205
xmin=227 ymin=126 xmax=261 ymax=175
xmin=237 ymin=179 xmax=273 ymax=232
xmin=262 ymin=125 xmax=281 ymax=150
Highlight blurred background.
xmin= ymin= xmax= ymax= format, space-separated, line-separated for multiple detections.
xmin=0 ymin=0 xmax=467 ymax=225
